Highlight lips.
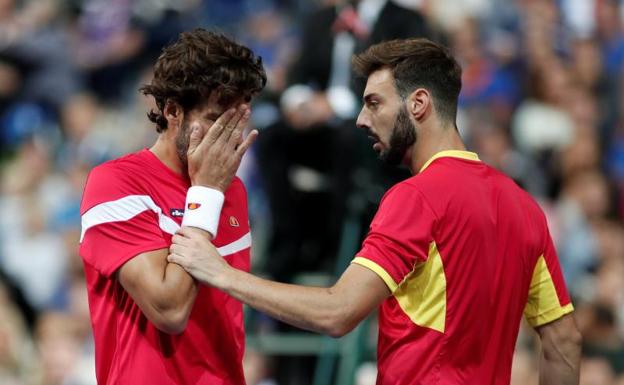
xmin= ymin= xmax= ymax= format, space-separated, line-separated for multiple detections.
xmin=364 ymin=129 xmax=382 ymax=152
xmin=367 ymin=133 xmax=381 ymax=151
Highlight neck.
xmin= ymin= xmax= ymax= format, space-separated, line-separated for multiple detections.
xmin=150 ymin=132 xmax=184 ymax=176
xmin=409 ymin=122 xmax=466 ymax=174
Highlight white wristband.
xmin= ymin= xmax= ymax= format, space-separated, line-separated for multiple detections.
xmin=182 ymin=186 xmax=225 ymax=238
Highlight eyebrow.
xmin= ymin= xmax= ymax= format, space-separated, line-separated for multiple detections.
xmin=363 ymin=93 xmax=380 ymax=104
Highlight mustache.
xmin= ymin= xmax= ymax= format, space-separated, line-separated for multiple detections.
xmin=364 ymin=127 xmax=380 ymax=141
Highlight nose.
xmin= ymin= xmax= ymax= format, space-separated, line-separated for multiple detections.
xmin=356 ymin=107 xmax=369 ymax=131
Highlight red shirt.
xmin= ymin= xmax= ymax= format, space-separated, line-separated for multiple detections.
xmin=354 ymin=151 xmax=573 ymax=385
xmin=79 ymin=149 xmax=250 ymax=385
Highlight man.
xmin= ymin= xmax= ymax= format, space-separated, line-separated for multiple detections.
xmin=79 ymin=29 xmax=266 ymax=385
xmin=168 ymin=39 xmax=581 ymax=384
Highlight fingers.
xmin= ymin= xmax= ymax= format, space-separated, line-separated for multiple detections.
xmin=168 ymin=242 xmax=188 ymax=256
xmin=235 ymin=129 xmax=259 ymax=158
xmin=209 ymin=105 xmax=246 ymax=142
xmin=194 ymin=105 xmax=249 ymax=155
xmin=186 ymin=122 xmax=205 ymax=155
xmin=171 ymin=233 xmax=189 ymax=246
xmin=226 ymin=108 xmax=251 ymax=148
xmin=205 ymin=108 xmax=238 ymax=144
xmin=218 ymin=105 xmax=249 ymax=146
xmin=167 ymin=253 xmax=185 ymax=266
xmin=176 ymin=226 xmax=206 ymax=239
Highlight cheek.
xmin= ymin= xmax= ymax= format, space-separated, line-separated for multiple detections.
xmin=375 ymin=115 xmax=394 ymax=141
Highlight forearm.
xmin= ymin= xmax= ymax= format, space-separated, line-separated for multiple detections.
xmin=538 ymin=315 xmax=582 ymax=385
xmin=118 ymin=249 xmax=198 ymax=334
xmin=167 ymin=229 xmax=390 ymax=336
xmin=218 ymin=268 xmax=351 ymax=337
xmin=538 ymin=344 xmax=581 ymax=385
xmin=141 ymin=264 xmax=198 ymax=334
xmin=158 ymin=262 xmax=198 ymax=311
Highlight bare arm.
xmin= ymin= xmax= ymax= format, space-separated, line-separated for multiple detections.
xmin=222 ymin=263 xmax=389 ymax=337
xmin=117 ymin=248 xmax=198 ymax=334
xmin=168 ymin=227 xmax=390 ymax=337
xmin=536 ymin=313 xmax=582 ymax=385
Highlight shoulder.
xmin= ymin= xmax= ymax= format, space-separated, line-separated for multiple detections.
xmin=81 ymin=152 xmax=150 ymax=213
xmin=383 ymin=178 xmax=422 ymax=200
xmin=378 ymin=179 xmax=434 ymax=216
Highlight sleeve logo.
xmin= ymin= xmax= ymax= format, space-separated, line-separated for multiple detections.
xmin=187 ymin=203 xmax=202 ymax=210
xmin=170 ymin=208 xmax=185 ymax=217
xmin=229 ymin=216 xmax=240 ymax=227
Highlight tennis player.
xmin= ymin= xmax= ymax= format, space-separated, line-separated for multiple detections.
xmin=79 ymin=29 xmax=266 ymax=385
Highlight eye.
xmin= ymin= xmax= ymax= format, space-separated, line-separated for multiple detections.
xmin=367 ymin=100 xmax=379 ymax=110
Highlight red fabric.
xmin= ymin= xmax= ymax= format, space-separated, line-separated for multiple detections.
xmin=357 ymin=155 xmax=572 ymax=385
xmin=80 ymin=149 xmax=250 ymax=385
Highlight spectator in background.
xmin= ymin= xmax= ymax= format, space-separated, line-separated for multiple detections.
xmin=512 ymin=58 xmax=575 ymax=161
xmin=34 ymin=311 xmax=94 ymax=385
xmin=0 ymin=138 xmax=71 ymax=312
xmin=0 ymin=281 xmax=37 ymax=385
xmin=257 ymin=0 xmax=433 ymax=284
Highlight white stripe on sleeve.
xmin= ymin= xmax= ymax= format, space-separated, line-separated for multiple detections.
xmin=80 ymin=195 xmax=251 ymax=256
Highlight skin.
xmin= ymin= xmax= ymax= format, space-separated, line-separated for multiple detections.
xmin=537 ymin=314 xmax=582 ymax=385
xmin=168 ymin=68 xmax=581 ymax=384
xmin=116 ymin=95 xmax=257 ymax=335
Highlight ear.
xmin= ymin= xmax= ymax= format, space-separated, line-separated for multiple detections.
xmin=407 ymin=88 xmax=431 ymax=122
xmin=163 ymin=100 xmax=184 ymax=130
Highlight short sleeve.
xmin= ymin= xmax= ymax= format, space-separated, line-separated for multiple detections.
xmin=524 ymin=228 xmax=574 ymax=327
xmin=352 ymin=183 xmax=437 ymax=293
xmin=79 ymin=165 xmax=168 ymax=277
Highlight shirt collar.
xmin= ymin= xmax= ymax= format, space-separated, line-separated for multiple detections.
xmin=419 ymin=150 xmax=481 ymax=173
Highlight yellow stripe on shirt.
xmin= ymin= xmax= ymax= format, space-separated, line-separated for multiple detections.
xmin=524 ymin=255 xmax=575 ymax=327
xmin=352 ymin=256 xmax=399 ymax=293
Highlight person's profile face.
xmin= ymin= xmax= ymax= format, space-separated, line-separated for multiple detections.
xmin=356 ymin=68 xmax=415 ymax=166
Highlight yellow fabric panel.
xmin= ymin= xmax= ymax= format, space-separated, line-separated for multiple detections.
xmin=352 ymin=257 xmax=399 ymax=293
xmin=393 ymin=242 xmax=447 ymax=333
xmin=524 ymin=256 xmax=575 ymax=327
xmin=419 ymin=150 xmax=480 ymax=173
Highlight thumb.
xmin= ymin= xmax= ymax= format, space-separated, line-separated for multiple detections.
xmin=187 ymin=123 xmax=204 ymax=154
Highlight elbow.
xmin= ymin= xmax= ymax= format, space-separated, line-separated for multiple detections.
xmin=154 ymin=315 xmax=188 ymax=335
xmin=152 ymin=303 xmax=192 ymax=335
xmin=320 ymin=311 xmax=358 ymax=338
xmin=325 ymin=324 xmax=353 ymax=338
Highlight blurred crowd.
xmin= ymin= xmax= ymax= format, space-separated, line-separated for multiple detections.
xmin=0 ymin=0 xmax=624 ymax=384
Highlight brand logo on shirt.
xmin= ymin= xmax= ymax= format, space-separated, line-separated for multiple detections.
xmin=187 ymin=203 xmax=201 ymax=210
xmin=229 ymin=216 xmax=240 ymax=227
xmin=170 ymin=208 xmax=185 ymax=217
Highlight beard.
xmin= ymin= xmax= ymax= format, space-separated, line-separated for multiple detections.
xmin=175 ymin=118 xmax=191 ymax=170
xmin=380 ymin=105 xmax=417 ymax=166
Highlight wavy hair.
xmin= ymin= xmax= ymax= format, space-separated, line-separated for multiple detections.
xmin=140 ymin=29 xmax=267 ymax=132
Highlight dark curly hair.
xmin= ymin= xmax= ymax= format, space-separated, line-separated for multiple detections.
xmin=140 ymin=29 xmax=267 ymax=132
